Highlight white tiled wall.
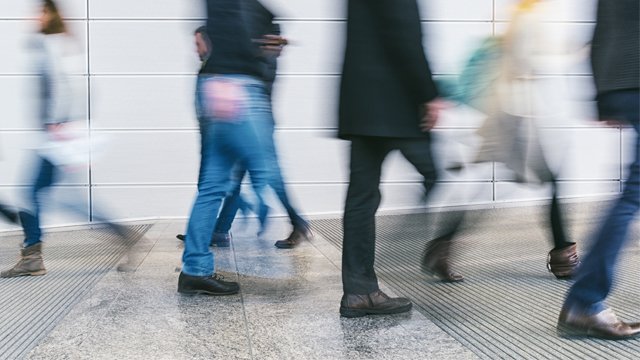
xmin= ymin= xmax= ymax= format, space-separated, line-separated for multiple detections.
xmin=0 ymin=0 xmax=627 ymax=230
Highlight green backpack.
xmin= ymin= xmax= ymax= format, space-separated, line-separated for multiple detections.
xmin=437 ymin=36 xmax=504 ymax=110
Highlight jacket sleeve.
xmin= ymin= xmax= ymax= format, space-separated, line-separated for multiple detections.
xmin=369 ymin=0 xmax=438 ymax=103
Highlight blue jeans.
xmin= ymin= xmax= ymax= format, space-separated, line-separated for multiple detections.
xmin=21 ymin=156 xmax=129 ymax=247
xmin=20 ymin=157 xmax=56 ymax=247
xmin=564 ymin=90 xmax=640 ymax=314
xmin=214 ymin=114 xmax=307 ymax=234
xmin=182 ymin=75 xmax=271 ymax=276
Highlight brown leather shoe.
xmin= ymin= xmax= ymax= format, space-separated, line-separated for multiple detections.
xmin=421 ymin=238 xmax=464 ymax=282
xmin=340 ymin=290 xmax=412 ymax=318
xmin=274 ymin=227 xmax=312 ymax=249
xmin=547 ymin=243 xmax=580 ymax=279
xmin=558 ymin=306 xmax=640 ymax=340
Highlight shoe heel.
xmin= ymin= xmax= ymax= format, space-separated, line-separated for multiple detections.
xmin=339 ymin=307 xmax=366 ymax=318
xmin=557 ymin=324 xmax=581 ymax=339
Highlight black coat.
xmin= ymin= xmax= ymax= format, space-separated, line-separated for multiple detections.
xmin=338 ymin=0 xmax=438 ymax=139
xmin=591 ymin=0 xmax=639 ymax=96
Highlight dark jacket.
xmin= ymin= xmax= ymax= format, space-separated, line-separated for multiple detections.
xmin=202 ymin=0 xmax=264 ymax=78
xmin=241 ymin=0 xmax=280 ymax=93
xmin=591 ymin=0 xmax=639 ymax=96
xmin=338 ymin=0 xmax=438 ymax=139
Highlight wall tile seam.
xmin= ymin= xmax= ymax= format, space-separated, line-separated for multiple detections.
xmin=85 ymin=179 xmax=623 ymax=187
xmin=0 ymin=18 xmax=595 ymax=23
xmin=37 ymin=126 xmax=618 ymax=131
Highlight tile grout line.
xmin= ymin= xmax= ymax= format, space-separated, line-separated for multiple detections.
xmin=231 ymin=240 xmax=256 ymax=360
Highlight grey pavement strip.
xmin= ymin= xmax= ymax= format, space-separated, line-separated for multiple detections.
xmin=312 ymin=202 xmax=640 ymax=360
xmin=0 ymin=225 xmax=150 ymax=360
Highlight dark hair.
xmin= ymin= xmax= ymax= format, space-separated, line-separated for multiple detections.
xmin=194 ymin=25 xmax=211 ymax=51
xmin=41 ymin=0 xmax=66 ymax=35
xmin=194 ymin=26 xmax=207 ymax=37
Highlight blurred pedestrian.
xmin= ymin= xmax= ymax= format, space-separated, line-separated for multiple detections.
xmin=178 ymin=0 xmax=311 ymax=249
xmin=177 ymin=0 xmax=273 ymax=295
xmin=213 ymin=0 xmax=311 ymax=249
xmin=175 ymin=26 xmax=252 ymax=248
xmin=557 ymin=0 xmax=639 ymax=340
xmin=423 ymin=0 xmax=579 ymax=281
xmin=338 ymin=0 xmax=445 ymax=318
xmin=1 ymin=0 xmax=131 ymax=278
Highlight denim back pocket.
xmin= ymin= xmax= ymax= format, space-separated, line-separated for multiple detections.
xmin=201 ymin=77 xmax=249 ymax=122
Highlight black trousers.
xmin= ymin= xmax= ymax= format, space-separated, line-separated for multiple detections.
xmin=342 ymin=136 xmax=438 ymax=294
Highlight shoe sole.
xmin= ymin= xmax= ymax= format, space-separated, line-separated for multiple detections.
xmin=1 ymin=270 xmax=47 ymax=278
xmin=339 ymin=303 xmax=412 ymax=318
xmin=557 ymin=325 xmax=640 ymax=340
xmin=178 ymin=288 xmax=239 ymax=296
xmin=210 ymin=243 xmax=230 ymax=248
xmin=421 ymin=264 xmax=465 ymax=283
xmin=274 ymin=242 xmax=296 ymax=249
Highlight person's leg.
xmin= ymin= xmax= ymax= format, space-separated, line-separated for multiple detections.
xmin=179 ymin=76 xmax=246 ymax=295
xmin=241 ymin=84 xmax=274 ymax=236
xmin=212 ymin=163 xmax=247 ymax=246
xmin=263 ymin=116 xmax=308 ymax=230
xmin=339 ymin=137 xmax=412 ymax=317
xmin=565 ymin=125 xmax=639 ymax=312
xmin=22 ymin=157 xmax=57 ymax=247
xmin=341 ymin=137 xmax=389 ymax=295
xmin=181 ymin=126 xmax=233 ymax=277
xmin=1 ymin=156 xmax=55 ymax=278
xmin=265 ymin=114 xmax=311 ymax=247
xmin=397 ymin=137 xmax=463 ymax=282
xmin=546 ymin=176 xmax=579 ymax=279
xmin=559 ymin=90 xmax=640 ymax=339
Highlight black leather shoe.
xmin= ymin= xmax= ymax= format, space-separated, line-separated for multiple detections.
xmin=210 ymin=232 xmax=231 ymax=247
xmin=558 ymin=306 xmax=640 ymax=340
xmin=275 ymin=226 xmax=312 ymax=249
xmin=340 ymin=290 xmax=412 ymax=318
xmin=177 ymin=233 xmax=231 ymax=248
xmin=177 ymin=272 xmax=239 ymax=295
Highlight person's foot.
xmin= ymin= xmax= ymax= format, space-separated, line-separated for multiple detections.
xmin=176 ymin=233 xmax=231 ymax=248
xmin=177 ymin=272 xmax=239 ymax=296
xmin=274 ymin=226 xmax=312 ymax=249
xmin=421 ymin=237 xmax=464 ymax=282
xmin=340 ymin=290 xmax=412 ymax=318
xmin=547 ymin=243 xmax=580 ymax=279
xmin=558 ymin=306 xmax=640 ymax=340
xmin=1 ymin=243 xmax=47 ymax=278
xmin=211 ymin=232 xmax=231 ymax=247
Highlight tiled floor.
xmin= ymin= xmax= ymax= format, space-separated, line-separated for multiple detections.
xmin=23 ymin=219 xmax=476 ymax=360
xmin=4 ymin=201 xmax=639 ymax=359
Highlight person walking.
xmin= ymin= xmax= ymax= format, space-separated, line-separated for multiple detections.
xmin=177 ymin=0 xmax=273 ymax=295
xmin=1 ymin=0 xmax=131 ymax=278
xmin=557 ymin=0 xmax=640 ymax=340
xmin=178 ymin=0 xmax=311 ymax=249
xmin=338 ymin=0 xmax=445 ymax=318
xmin=422 ymin=0 xmax=580 ymax=282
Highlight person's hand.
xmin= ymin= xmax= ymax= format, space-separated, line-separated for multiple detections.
xmin=420 ymin=98 xmax=448 ymax=132
xmin=602 ymin=119 xmax=626 ymax=127
xmin=257 ymin=34 xmax=288 ymax=57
